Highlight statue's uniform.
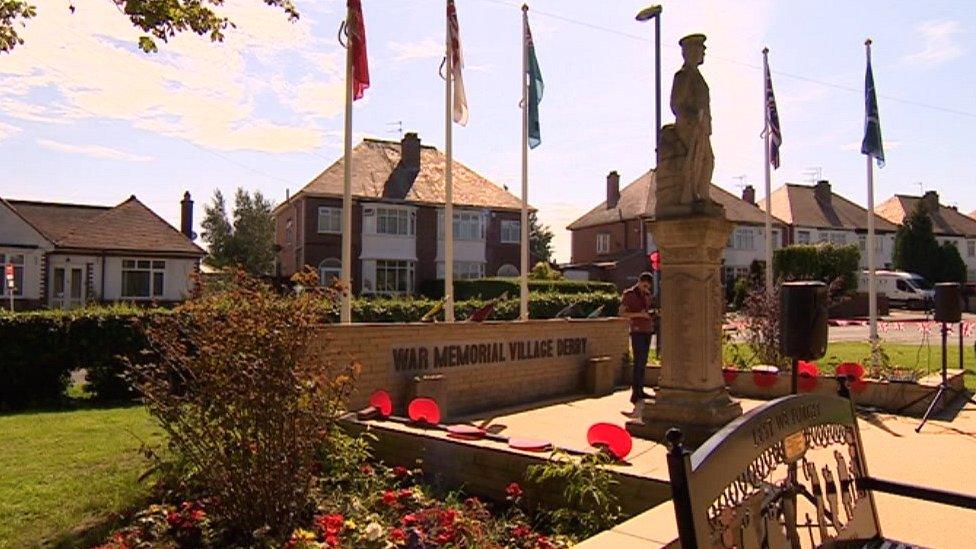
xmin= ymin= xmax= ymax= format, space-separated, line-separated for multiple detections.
xmin=670 ymin=66 xmax=714 ymax=203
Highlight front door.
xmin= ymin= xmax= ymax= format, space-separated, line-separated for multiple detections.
xmin=52 ymin=266 xmax=85 ymax=309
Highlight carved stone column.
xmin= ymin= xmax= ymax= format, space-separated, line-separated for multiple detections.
xmin=628 ymin=213 xmax=742 ymax=446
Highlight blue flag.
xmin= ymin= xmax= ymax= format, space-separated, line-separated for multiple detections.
xmin=525 ymin=15 xmax=543 ymax=149
xmin=764 ymin=61 xmax=782 ymax=169
xmin=861 ymin=54 xmax=884 ymax=167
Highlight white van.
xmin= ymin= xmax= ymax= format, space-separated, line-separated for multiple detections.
xmin=857 ymin=270 xmax=934 ymax=309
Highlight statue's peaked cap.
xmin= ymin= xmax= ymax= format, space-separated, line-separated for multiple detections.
xmin=679 ymin=33 xmax=706 ymax=47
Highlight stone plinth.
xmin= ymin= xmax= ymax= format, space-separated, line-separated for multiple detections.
xmin=628 ymin=214 xmax=742 ymax=446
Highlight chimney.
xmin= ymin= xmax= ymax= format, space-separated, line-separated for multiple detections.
xmin=606 ymin=171 xmax=620 ymax=209
xmin=741 ymin=184 xmax=756 ymax=205
xmin=922 ymin=190 xmax=940 ymax=213
xmin=180 ymin=191 xmax=194 ymax=239
xmin=401 ymin=132 xmax=421 ymax=170
xmin=813 ymin=180 xmax=831 ymax=204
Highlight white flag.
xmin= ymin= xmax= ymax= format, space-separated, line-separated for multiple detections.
xmin=448 ymin=0 xmax=468 ymax=126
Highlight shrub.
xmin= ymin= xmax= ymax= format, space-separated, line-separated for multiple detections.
xmin=530 ymin=261 xmax=563 ymax=281
xmin=130 ymin=269 xmax=357 ymax=540
xmin=740 ymin=285 xmax=787 ymax=368
xmin=773 ymin=243 xmax=860 ymax=294
xmin=420 ymin=278 xmax=617 ymax=300
xmin=0 ymin=311 xmax=72 ymax=409
xmin=525 ymin=450 xmax=621 ymax=539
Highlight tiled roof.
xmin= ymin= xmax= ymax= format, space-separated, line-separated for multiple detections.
xmin=759 ymin=183 xmax=898 ymax=232
xmin=566 ymin=169 xmax=787 ymax=230
xmin=7 ymin=197 xmax=204 ymax=255
xmin=877 ymin=194 xmax=976 ymax=238
xmin=290 ymin=137 xmax=526 ymax=211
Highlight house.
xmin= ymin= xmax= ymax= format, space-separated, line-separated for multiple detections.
xmin=564 ymin=169 xmax=789 ymax=289
xmin=878 ymin=190 xmax=976 ymax=279
xmin=0 ymin=193 xmax=204 ymax=310
xmin=273 ymin=133 xmax=530 ymax=295
xmin=760 ymin=180 xmax=898 ymax=269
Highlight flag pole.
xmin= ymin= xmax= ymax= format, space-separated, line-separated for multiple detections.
xmin=762 ymin=47 xmax=773 ymax=295
xmin=865 ymin=38 xmax=878 ymax=347
xmin=519 ymin=4 xmax=530 ymax=321
xmin=444 ymin=0 xmax=456 ymax=323
xmin=340 ymin=6 xmax=354 ymax=324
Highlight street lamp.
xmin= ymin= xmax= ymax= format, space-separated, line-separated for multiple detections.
xmin=636 ymin=5 xmax=663 ymax=155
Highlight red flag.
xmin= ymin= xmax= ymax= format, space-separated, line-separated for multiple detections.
xmin=347 ymin=0 xmax=370 ymax=100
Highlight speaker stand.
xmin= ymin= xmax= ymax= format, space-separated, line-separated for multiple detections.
xmin=916 ymin=322 xmax=976 ymax=433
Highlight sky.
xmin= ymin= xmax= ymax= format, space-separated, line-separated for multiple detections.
xmin=0 ymin=0 xmax=973 ymax=262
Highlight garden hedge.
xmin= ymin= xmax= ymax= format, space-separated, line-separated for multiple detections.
xmin=0 ymin=292 xmax=619 ymax=409
xmin=419 ymin=277 xmax=618 ymax=300
xmin=773 ymin=243 xmax=860 ymax=294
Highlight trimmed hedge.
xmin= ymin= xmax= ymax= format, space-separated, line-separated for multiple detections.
xmin=419 ymin=277 xmax=618 ymax=300
xmin=773 ymin=243 xmax=860 ymax=294
xmin=0 ymin=292 xmax=619 ymax=409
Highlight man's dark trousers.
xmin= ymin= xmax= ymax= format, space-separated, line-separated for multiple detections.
xmin=630 ymin=332 xmax=651 ymax=403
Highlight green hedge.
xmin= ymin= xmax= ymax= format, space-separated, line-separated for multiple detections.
xmin=419 ymin=278 xmax=618 ymax=300
xmin=0 ymin=293 xmax=618 ymax=409
xmin=773 ymin=243 xmax=860 ymax=294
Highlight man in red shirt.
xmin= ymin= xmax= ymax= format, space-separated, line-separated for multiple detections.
xmin=619 ymin=271 xmax=656 ymax=420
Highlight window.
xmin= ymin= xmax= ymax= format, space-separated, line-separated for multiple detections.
xmin=968 ymin=240 xmax=975 ymax=258
xmin=818 ymin=231 xmax=847 ymax=246
xmin=437 ymin=261 xmax=485 ymax=280
xmin=375 ymin=260 xmax=414 ymax=294
xmin=796 ymin=230 xmax=811 ymax=244
xmin=596 ymin=233 xmax=610 ymax=254
xmin=284 ymin=219 xmax=294 ymax=244
xmin=438 ymin=210 xmax=486 ymax=241
xmin=500 ymin=220 xmax=520 ymax=244
xmin=376 ymin=208 xmax=415 ymax=236
xmin=731 ymin=228 xmax=756 ymax=250
xmin=0 ymin=253 xmax=24 ymax=297
xmin=122 ymin=259 xmax=165 ymax=298
xmin=772 ymin=229 xmax=782 ymax=250
xmin=497 ymin=264 xmax=519 ymax=277
xmin=317 ymin=207 xmax=342 ymax=233
xmin=319 ymin=258 xmax=341 ymax=286
xmin=861 ymin=234 xmax=883 ymax=253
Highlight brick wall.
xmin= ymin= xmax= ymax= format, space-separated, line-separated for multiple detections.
xmin=485 ymin=210 xmax=521 ymax=276
xmin=315 ymin=318 xmax=630 ymax=417
xmin=571 ymin=221 xmax=639 ymax=264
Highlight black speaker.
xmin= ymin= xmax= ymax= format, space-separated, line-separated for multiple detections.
xmin=779 ymin=281 xmax=828 ymax=361
xmin=934 ymin=283 xmax=962 ymax=323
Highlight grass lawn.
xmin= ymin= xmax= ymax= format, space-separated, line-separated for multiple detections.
xmin=0 ymin=405 xmax=161 ymax=548
xmin=722 ymin=342 xmax=976 ymax=391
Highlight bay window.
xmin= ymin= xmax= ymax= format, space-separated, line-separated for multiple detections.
xmin=122 ymin=259 xmax=165 ymax=298
xmin=375 ymin=208 xmax=415 ymax=236
xmin=500 ymin=220 xmax=520 ymax=244
xmin=374 ymin=260 xmax=414 ymax=294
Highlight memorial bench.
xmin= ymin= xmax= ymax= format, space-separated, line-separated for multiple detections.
xmin=665 ymin=384 xmax=976 ymax=548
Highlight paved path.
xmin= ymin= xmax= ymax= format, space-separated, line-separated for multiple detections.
xmin=461 ymin=390 xmax=976 ymax=548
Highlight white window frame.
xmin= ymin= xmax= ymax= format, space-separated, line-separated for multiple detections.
xmin=818 ymin=231 xmax=847 ymax=246
xmin=968 ymin=240 xmax=975 ymax=258
xmin=318 ymin=258 xmax=341 ymax=286
xmin=596 ymin=233 xmax=611 ymax=254
xmin=437 ymin=261 xmax=485 ymax=280
xmin=284 ymin=219 xmax=294 ymax=244
xmin=500 ymin=219 xmax=520 ymax=244
xmin=317 ymin=207 xmax=342 ymax=234
xmin=731 ymin=227 xmax=756 ymax=251
xmin=374 ymin=260 xmax=415 ymax=295
xmin=375 ymin=207 xmax=415 ymax=237
xmin=121 ymin=258 xmax=165 ymax=299
xmin=0 ymin=253 xmax=25 ymax=297
xmin=796 ymin=230 xmax=811 ymax=244
xmin=439 ymin=210 xmax=486 ymax=241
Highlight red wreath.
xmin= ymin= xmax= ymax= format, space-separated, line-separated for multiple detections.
xmin=797 ymin=361 xmax=819 ymax=392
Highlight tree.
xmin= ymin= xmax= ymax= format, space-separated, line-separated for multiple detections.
xmin=529 ymin=211 xmax=554 ymax=264
xmin=893 ymin=201 xmax=942 ymax=283
xmin=201 ymin=188 xmax=275 ymax=275
xmin=1 ymin=1 xmax=298 ymax=53
xmin=937 ymin=242 xmax=967 ymax=283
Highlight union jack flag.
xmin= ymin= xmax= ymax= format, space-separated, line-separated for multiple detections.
xmin=763 ymin=58 xmax=782 ymax=169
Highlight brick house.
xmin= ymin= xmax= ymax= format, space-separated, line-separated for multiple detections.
xmin=0 ymin=193 xmax=204 ymax=310
xmin=760 ymin=180 xmax=899 ymax=269
xmin=878 ymin=190 xmax=976 ymax=280
xmin=274 ymin=133 xmax=531 ymax=295
xmin=565 ymin=169 xmax=788 ymax=289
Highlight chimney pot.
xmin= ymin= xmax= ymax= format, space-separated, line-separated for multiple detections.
xmin=814 ymin=180 xmax=831 ymax=204
xmin=401 ymin=132 xmax=421 ymax=170
xmin=180 ymin=191 xmax=194 ymax=239
xmin=922 ymin=190 xmax=940 ymax=213
xmin=742 ymin=184 xmax=756 ymax=205
xmin=606 ymin=171 xmax=621 ymax=209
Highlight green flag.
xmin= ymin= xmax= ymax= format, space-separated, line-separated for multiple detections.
xmin=524 ymin=15 xmax=543 ymax=149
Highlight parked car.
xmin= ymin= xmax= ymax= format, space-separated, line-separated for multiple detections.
xmin=857 ymin=270 xmax=933 ymax=309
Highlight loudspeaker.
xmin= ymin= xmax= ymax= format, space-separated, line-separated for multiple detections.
xmin=779 ymin=281 xmax=828 ymax=361
xmin=934 ymin=283 xmax=962 ymax=323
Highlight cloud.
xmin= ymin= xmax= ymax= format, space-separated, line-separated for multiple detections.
xmin=36 ymin=138 xmax=155 ymax=162
xmin=0 ymin=121 xmax=22 ymax=142
xmin=0 ymin=0 xmax=346 ymax=153
xmin=903 ymin=20 xmax=965 ymax=66
xmin=388 ymin=38 xmax=443 ymax=62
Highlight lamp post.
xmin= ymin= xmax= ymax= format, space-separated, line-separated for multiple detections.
xmin=636 ymin=5 xmax=663 ymax=154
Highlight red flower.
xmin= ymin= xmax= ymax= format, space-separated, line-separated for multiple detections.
xmin=535 ymin=534 xmax=554 ymax=549
xmin=390 ymin=528 xmax=407 ymax=542
xmin=401 ymin=513 xmax=418 ymax=527
xmin=166 ymin=511 xmax=182 ymax=527
xmin=315 ymin=514 xmax=344 ymax=537
xmin=435 ymin=529 xmax=456 ymax=544
xmin=438 ymin=508 xmax=458 ymax=526
xmin=393 ymin=465 xmax=409 ymax=478
xmin=511 ymin=523 xmax=532 ymax=539
xmin=505 ymin=482 xmax=524 ymax=499
xmin=463 ymin=496 xmax=481 ymax=508
xmin=381 ymin=490 xmax=398 ymax=506
xmin=360 ymin=464 xmax=374 ymax=475
xmin=397 ymin=488 xmax=413 ymax=501
xmin=324 ymin=534 xmax=340 ymax=547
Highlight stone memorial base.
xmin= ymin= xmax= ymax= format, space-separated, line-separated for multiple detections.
xmin=627 ymin=212 xmax=742 ymax=447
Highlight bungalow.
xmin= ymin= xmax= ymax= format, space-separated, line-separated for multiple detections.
xmin=0 ymin=193 xmax=205 ymax=310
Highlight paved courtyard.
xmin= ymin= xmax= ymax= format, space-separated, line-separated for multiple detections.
xmin=460 ymin=389 xmax=976 ymax=548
